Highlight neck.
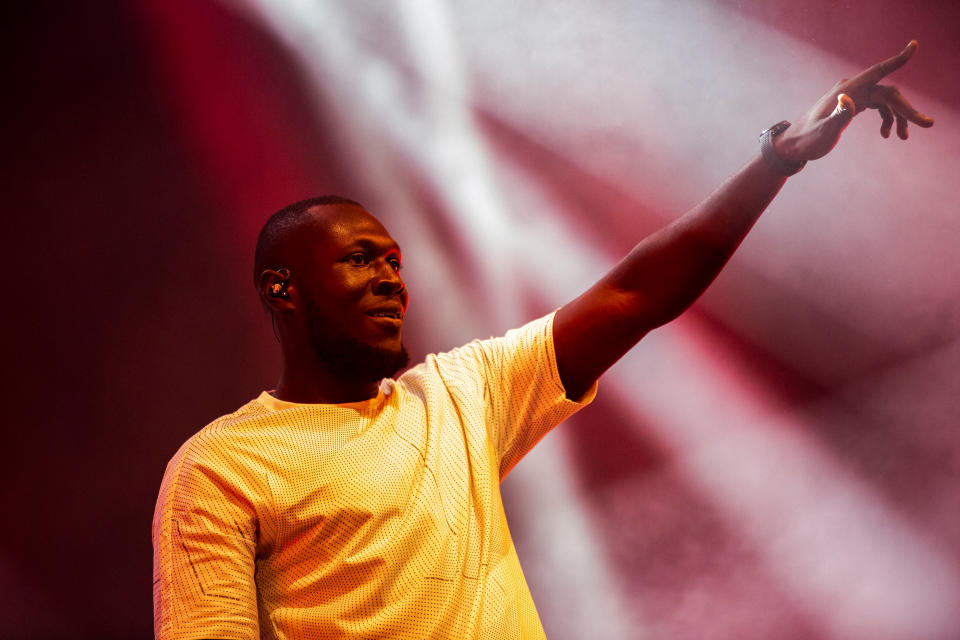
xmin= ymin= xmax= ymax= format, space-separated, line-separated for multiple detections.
xmin=273 ymin=372 xmax=380 ymax=404
xmin=273 ymin=345 xmax=382 ymax=404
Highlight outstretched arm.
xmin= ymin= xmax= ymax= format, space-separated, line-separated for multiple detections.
xmin=554 ymin=41 xmax=934 ymax=400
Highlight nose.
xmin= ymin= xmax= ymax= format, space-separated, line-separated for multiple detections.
xmin=372 ymin=261 xmax=407 ymax=304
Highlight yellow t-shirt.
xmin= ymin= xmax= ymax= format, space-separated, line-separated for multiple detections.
xmin=153 ymin=311 xmax=596 ymax=640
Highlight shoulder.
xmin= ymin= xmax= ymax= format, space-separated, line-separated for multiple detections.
xmin=420 ymin=312 xmax=556 ymax=371
xmin=161 ymin=397 xmax=270 ymax=487
xmin=394 ymin=312 xmax=558 ymax=397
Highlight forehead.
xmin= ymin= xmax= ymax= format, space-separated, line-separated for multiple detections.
xmin=306 ymin=204 xmax=399 ymax=253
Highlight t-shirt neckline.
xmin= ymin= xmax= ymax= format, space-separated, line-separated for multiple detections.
xmin=255 ymin=379 xmax=393 ymax=413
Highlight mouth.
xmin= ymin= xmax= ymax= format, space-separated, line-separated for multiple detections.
xmin=365 ymin=308 xmax=403 ymax=327
xmin=367 ymin=310 xmax=403 ymax=320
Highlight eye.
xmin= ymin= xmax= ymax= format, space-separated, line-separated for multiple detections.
xmin=347 ymin=252 xmax=368 ymax=266
xmin=388 ymin=257 xmax=402 ymax=272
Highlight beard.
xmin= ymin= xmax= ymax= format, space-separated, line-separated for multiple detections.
xmin=304 ymin=305 xmax=410 ymax=383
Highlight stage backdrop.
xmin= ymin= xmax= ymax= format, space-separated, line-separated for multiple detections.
xmin=3 ymin=1 xmax=958 ymax=638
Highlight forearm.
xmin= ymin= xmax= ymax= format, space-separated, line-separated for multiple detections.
xmin=555 ymin=153 xmax=787 ymax=398
xmin=605 ymin=152 xmax=787 ymax=329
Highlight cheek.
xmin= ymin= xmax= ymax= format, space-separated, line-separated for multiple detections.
xmin=321 ymin=269 xmax=370 ymax=301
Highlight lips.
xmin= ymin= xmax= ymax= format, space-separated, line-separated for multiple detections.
xmin=367 ymin=310 xmax=403 ymax=319
xmin=365 ymin=304 xmax=404 ymax=325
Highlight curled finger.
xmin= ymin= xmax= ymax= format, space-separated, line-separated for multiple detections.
xmin=885 ymin=86 xmax=934 ymax=128
xmin=877 ymin=103 xmax=895 ymax=139
xmin=895 ymin=112 xmax=909 ymax=140
xmin=871 ymin=84 xmax=934 ymax=128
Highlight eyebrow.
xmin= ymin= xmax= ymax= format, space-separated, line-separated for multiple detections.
xmin=350 ymin=237 xmax=402 ymax=259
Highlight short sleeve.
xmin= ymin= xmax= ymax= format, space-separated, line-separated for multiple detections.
xmin=153 ymin=438 xmax=260 ymax=640
xmin=435 ymin=311 xmax=597 ymax=479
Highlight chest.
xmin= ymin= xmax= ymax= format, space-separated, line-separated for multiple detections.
xmin=263 ymin=397 xmax=495 ymax=566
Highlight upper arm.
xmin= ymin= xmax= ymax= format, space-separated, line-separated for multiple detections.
xmin=153 ymin=449 xmax=260 ymax=640
xmin=554 ymin=282 xmax=650 ymax=401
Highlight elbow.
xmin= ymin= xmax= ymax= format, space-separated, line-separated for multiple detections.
xmin=609 ymin=286 xmax=694 ymax=334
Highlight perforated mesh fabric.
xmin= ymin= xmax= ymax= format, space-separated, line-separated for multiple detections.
xmin=153 ymin=311 xmax=596 ymax=639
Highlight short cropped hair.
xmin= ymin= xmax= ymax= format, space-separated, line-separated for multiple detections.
xmin=253 ymin=195 xmax=363 ymax=287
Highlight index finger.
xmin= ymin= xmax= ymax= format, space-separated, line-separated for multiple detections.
xmin=850 ymin=40 xmax=918 ymax=86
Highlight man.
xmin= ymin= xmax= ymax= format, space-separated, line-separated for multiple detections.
xmin=153 ymin=42 xmax=933 ymax=639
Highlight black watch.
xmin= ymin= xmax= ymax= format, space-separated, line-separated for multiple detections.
xmin=759 ymin=120 xmax=806 ymax=176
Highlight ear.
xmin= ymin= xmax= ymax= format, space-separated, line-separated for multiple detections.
xmin=259 ymin=268 xmax=296 ymax=311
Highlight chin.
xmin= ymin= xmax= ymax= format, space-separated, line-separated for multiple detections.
xmin=306 ymin=308 xmax=410 ymax=381
xmin=310 ymin=333 xmax=410 ymax=382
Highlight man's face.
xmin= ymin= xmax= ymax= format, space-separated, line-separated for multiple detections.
xmin=295 ymin=205 xmax=410 ymax=381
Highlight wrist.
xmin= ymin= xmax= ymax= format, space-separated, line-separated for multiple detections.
xmin=772 ymin=128 xmax=804 ymax=165
xmin=759 ymin=120 xmax=806 ymax=176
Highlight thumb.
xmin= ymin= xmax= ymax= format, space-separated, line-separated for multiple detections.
xmin=828 ymin=93 xmax=856 ymax=133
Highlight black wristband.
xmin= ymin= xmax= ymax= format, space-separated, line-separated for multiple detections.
xmin=759 ymin=120 xmax=806 ymax=176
